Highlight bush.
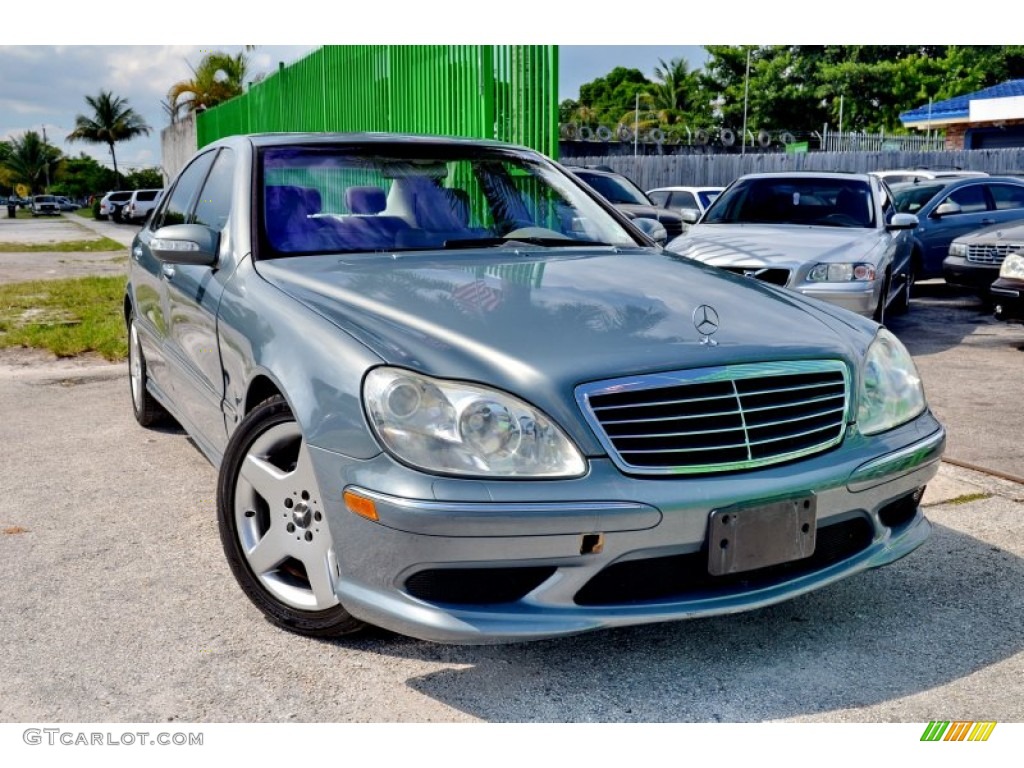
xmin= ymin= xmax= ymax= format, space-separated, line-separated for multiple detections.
xmin=91 ymin=199 xmax=101 ymax=219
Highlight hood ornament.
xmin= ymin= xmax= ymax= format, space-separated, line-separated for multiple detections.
xmin=692 ymin=304 xmax=720 ymax=346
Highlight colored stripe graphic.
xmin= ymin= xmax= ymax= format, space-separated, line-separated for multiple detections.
xmin=921 ymin=721 xmax=996 ymax=741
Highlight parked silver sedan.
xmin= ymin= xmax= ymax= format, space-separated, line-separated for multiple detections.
xmin=125 ymin=134 xmax=943 ymax=644
xmin=667 ymin=172 xmax=919 ymax=323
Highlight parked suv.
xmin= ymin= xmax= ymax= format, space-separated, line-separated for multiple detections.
xmin=31 ymin=195 xmax=61 ymax=216
xmin=98 ymin=190 xmax=133 ymax=222
xmin=123 ymin=189 xmax=163 ymax=223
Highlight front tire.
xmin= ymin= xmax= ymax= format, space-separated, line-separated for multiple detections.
xmin=217 ymin=396 xmax=365 ymax=638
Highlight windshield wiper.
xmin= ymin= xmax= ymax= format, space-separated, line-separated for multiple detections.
xmin=439 ymin=236 xmax=612 ymax=250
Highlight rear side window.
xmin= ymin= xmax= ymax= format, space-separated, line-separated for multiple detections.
xmin=990 ymin=184 xmax=1024 ymax=210
xmin=138 ymin=190 xmax=159 ymax=202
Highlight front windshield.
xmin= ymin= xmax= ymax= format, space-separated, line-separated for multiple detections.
xmin=258 ymin=145 xmax=641 ymax=256
xmin=891 ymin=182 xmax=946 ymax=213
xmin=702 ymin=177 xmax=875 ymax=228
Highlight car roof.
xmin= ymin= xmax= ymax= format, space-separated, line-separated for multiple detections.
xmin=736 ymin=171 xmax=873 ymax=182
xmin=210 ymin=131 xmax=534 ymax=153
xmin=648 ymin=186 xmax=724 ymax=191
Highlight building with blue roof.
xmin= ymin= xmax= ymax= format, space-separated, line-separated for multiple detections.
xmin=901 ymin=80 xmax=1024 ymax=149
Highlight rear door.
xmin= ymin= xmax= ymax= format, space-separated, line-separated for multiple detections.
xmin=921 ymin=182 xmax=994 ymax=275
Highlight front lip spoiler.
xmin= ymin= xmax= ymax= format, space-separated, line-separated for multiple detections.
xmin=846 ymin=425 xmax=946 ymax=492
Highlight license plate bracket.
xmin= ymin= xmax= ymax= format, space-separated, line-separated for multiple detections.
xmin=707 ymin=495 xmax=817 ymax=576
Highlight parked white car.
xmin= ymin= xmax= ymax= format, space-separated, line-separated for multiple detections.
xmin=98 ymin=190 xmax=132 ymax=221
xmin=123 ymin=189 xmax=163 ymax=223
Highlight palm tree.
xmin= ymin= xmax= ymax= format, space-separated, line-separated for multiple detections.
xmin=1 ymin=131 xmax=62 ymax=194
xmin=650 ymin=57 xmax=699 ymax=116
xmin=167 ymin=51 xmax=250 ymax=122
xmin=67 ymin=91 xmax=151 ymax=187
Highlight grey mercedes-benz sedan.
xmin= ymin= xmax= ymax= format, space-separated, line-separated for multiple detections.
xmin=125 ymin=133 xmax=944 ymax=644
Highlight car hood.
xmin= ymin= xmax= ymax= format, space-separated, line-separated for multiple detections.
xmin=954 ymin=220 xmax=1024 ymax=244
xmin=256 ymin=247 xmax=874 ymax=437
xmin=616 ymin=203 xmax=683 ymax=224
xmin=669 ymin=223 xmax=884 ymax=267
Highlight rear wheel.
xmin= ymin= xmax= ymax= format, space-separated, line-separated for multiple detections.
xmin=217 ymin=396 xmax=365 ymax=638
xmin=128 ymin=314 xmax=168 ymax=427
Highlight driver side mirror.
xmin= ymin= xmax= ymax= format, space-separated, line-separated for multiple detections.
xmin=934 ymin=200 xmax=962 ymax=218
xmin=680 ymin=209 xmax=701 ymax=225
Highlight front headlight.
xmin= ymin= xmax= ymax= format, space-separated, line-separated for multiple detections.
xmin=363 ymin=367 xmax=587 ymax=478
xmin=857 ymin=329 xmax=926 ymax=436
xmin=808 ymin=263 xmax=876 ymax=282
xmin=948 ymin=242 xmax=967 ymax=258
xmin=999 ymin=252 xmax=1024 ymax=280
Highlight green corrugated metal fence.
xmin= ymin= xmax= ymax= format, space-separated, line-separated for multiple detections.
xmin=196 ymin=45 xmax=559 ymax=157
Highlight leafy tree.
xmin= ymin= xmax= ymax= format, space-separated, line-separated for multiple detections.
xmin=124 ymin=167 xmax=164 ymax=189
xmin=167 ymin=51 xmax=250 ymax=121
xmin=576 ymin=67 xmax=653 ymax=126
xmin=67 ymin=91 xmax=152 ymax=187
xmin=52 ymin=153 xmax=117 ymax=199
xmin=0 ymin=131 xmax=62 ymax=194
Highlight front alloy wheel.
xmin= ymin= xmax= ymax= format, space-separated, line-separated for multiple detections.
xmin=217 ymin=396 xmax=364 ymax=637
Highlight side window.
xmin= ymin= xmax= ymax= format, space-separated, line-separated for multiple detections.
xmin=152 ymin=151 xmax=218 ymax=229
xmin=648 ymin=190 xmax=668 ymax=207
xmin=990 ymin=184 xmax=1024 ymax=211
xmin=944 ymin=185 xmax=988 ymax=214
xmin=193 ymin=148 xmax=235 ymax=231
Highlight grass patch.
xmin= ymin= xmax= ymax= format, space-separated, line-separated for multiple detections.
xmin=0 ymin=236 xmax=125 ymax=253
xmin=0 ymin=276 xmax=126 ymax=360
xmin=74 ymin=207 xmax=95 ymax=219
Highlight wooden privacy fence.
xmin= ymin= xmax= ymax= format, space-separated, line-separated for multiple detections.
xmin=566 ymin=149 xmax=1024 ymax=190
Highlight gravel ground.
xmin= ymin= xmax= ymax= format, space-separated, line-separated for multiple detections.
xmin=1 ymin=214 xmax=1022 ymax=724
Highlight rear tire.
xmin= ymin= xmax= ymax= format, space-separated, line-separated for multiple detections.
xmin=128 ymin=313 xmax=168 ymax=427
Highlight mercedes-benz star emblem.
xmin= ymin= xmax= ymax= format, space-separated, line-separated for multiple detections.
xmin=692 ymin=304 xmax=720 ymax=346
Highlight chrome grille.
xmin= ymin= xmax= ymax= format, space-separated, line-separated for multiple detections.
xmin=966 ymin=243 xmax=1020 ymax=265
xmin=577 ymin=361 xmax=849 ymax=474
xmin=718 ymin=266 xmax=791 ymax=286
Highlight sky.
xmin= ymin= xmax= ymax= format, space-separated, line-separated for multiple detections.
xmin=0 ymin=4 xmax=995 ymax=181
xmin=0 ymin=44 xmax=706 ymax=177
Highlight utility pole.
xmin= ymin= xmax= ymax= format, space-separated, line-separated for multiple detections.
xmin=741 ymin=47 xmax=751 ymax=156
xmin=42 ymin=126 xmax=51 ymax=191
xmin=634 ymin=92 xmax=639 ymax=158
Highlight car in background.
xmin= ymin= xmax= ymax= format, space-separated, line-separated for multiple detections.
xmin=123 ymin=189 xmax=163 ymax=223
xmin=566 ymin=166 xmax=685 ymax=242
xmin=31 ymin=195 xmax=61 ymax=216
xmin=890 ymin=175 xmax=1024 ymax=281
xmin=991 ymin=251 xmax=1024 ymax=322
xmin=943 ymin=219 xmax=1024 ymax=297
xmin=647 ymin=186 xmax=724 ymax=217
xmin=872 ymin=169 xmax=988 ymax=186
xmin=56 ymin=196 xmax=77 ymax=211
xmin=124 ymin=132 xmax=943 ymax=644
xmin=667 ymin=172 xmax=919 ymax=322
xmin=98 ymin=190 xmax=133 ymax=222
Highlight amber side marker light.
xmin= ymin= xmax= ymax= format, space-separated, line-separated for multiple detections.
xmin=344 ymin=489 xmax=379 ymax=521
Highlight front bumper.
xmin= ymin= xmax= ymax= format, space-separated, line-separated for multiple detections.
xmin=797 ymin=278 xmax=882 ymax=317
xmin=943 ymin=255 xmax=999 ymax=292
xmin=992 ymin=276 xmax=1024 ymax=322
xmin=309 ymin=412 xmax=944 ymax=644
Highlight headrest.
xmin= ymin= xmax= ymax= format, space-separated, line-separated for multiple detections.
xmin=346 ymin=186 xmax=387 ymax=215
